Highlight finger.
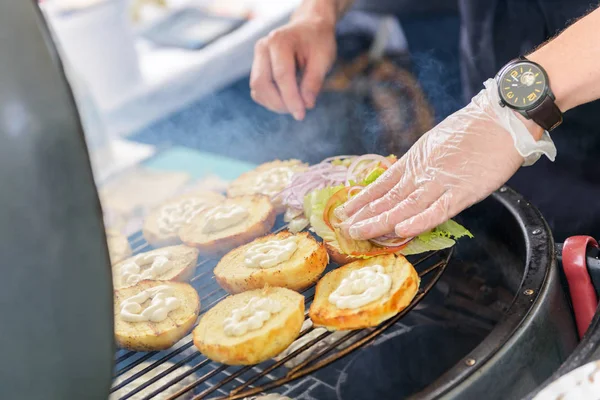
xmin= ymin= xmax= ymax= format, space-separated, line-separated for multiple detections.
xmin=269 ymin=34 xmax=306 ymax=121
xmin=338 ymin=175 xmax=416 ymax=239
xmin=347 ymin=184 xmax=444 ymax=240
xmin=300 ymin=50 xmax=332 ymax=109
xmin=337 ymin=159 xmax=406 ymax=220
xmin=250 ymin=40 xmax=287 ymax=113
xmin=394 ymin=191 xmax=455 ymax=238
xmin=343 ymin=171 xmax=419 ymax=227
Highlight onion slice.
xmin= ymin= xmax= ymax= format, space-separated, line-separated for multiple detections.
xmin=369 ymin=236 xmax=414 ymax=248
xmin=347 ymin=186 xmax=363 ymax=197
xmin=345 ymin=154 xmax=392 ymax=186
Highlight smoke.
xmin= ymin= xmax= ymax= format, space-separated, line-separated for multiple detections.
xmin=129 ymin=16 xmax=463 ymax=164
xmin=130 ymin=71 xmax=370 ymax=165
xmin=399 ymin=13 xmax=464 ymax=122
xmin=410 ymin=50 xmax=463 ymax=122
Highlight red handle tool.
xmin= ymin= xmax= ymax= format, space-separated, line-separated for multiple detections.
xmin=562 ymin=236 xmax=599 ymax=338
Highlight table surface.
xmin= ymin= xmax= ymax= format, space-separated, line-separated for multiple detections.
xmin=101 ymin=0 xmax=300 ymax=136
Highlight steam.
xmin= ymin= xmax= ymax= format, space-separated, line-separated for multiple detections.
xmin=410 ymin=50 xmax=463 ymax=122
xmin=130 ymin=79 xmax=368 ymax=165
xmin=130 ymin=31 xmax=460 ymax=163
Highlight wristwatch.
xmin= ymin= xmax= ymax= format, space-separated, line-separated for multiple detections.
xmin=496 ymin=56 xmax=563 ymax=131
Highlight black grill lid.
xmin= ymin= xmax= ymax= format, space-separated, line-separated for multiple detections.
xmin=0 ymin=2 xmax=113 ymax=399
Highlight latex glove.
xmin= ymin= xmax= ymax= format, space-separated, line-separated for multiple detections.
xmin=338 ymin=79 xmax=557 ymax=240
xmin=250 ymin=13 xmax=336 ymax=120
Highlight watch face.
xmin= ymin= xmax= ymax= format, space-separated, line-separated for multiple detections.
xmin=498 ymin=61 xmax=548 ymax=110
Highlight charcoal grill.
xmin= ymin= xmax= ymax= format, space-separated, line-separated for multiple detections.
xmin=106 ymin=185 xmax=577 ymax=400
xmin=5 ymin=2 xmax=600 ymax=400
xmin=110 ymin=223 xmax=452 ymax=400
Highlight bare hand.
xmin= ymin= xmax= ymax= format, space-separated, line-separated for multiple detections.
xmin=250 ymin=16 xmax=336 ymax=120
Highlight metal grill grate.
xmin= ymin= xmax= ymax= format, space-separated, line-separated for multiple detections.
xmin=111 ymin=225 xmax=452 ymax=400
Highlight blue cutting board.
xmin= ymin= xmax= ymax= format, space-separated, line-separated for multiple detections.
xmin=143 ymin=146 xmax=256 ymax=180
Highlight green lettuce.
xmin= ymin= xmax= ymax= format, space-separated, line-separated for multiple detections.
xmin=401 ymin=219 xmax=473 ymax=255
xmin=303 ymin=185 xmax=344 ymax=243
xmin=361 ymin=167 xmax=386 ymax=186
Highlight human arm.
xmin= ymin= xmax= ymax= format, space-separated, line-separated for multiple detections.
xmin=337 ymin=6 xmax=600 ymax=240
xmin=249 ymin=0 xmax=354 ymax=120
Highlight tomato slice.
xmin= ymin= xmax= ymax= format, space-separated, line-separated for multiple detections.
xmin=323 ymin=173 xmax=408 ymax=257
xmin=323 ymin=187 xmax=350 ymax=230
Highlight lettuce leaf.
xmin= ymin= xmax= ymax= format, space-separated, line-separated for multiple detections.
xmin=361 ymin=167 xmax=386 ymax=186
xmin=303 ymin=186 xmax=473 ymax=257
xmin=400 ymin=219 xmax=472 ymax=255
xmin=400 ymin=236 xmax=457 ymax=255
xmin=303 ymin=185 xmax=344 ymax=243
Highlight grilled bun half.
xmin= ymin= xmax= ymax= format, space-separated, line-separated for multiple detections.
xmin=324 ymin=242 xmax=359 ymax=265
xmin=179 ymin=195 xmax=276 ymax=256
xmin=214 ymin=231 xmax=329 ymax=293
xmin=143 ymin=191 xmax=225 ymax=247
xmin=309 ymin=254 xmax=419 ymax=330
xmin=193 ymin=287 xmax=304 ymax=365
xmin=227 ymin=160 xmax=307 ymax=213
xmin=112 ymin=245 xmax=199 ymax=290
xmin=114 ymin=280 xmax=200 ymax=351
xmin=106 ymin=229 xmax=132 ymax=264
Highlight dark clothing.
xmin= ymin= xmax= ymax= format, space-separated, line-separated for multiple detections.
xmin=459 ymin=0 xmax=600 ymax=241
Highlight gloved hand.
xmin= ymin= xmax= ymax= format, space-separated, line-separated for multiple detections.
xmin=250 ymin=12 xmax=336 ymax=120
xmin=338 ymin=79 xmax=557 ymax=240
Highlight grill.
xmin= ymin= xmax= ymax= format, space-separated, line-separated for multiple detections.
xmin=110 ymin=220 xmax=452 ymax=400
xmin=4 ymin=3 xmax=598 ymax=399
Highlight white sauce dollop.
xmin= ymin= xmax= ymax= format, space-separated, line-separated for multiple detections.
xmin=202 ymin=204 xmax=249 ymax=234
xmin=255 ymin=167 xmax=295 ymax=197
xmin=120 ymin=285 xmax=181 ymax=323
xmin=223 ymin=297 xmax=282 ymax=337
xmin=157 ymin=199 xmax=210 ymax=235
xmin=244 ymin=236 xmax=298 ymax=269
xmin=329 ymin=265 xmax=392 ymax=309
xmin=120 ymin=252 xmax=171 ymax=287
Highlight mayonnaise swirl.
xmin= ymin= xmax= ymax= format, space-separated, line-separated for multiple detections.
xmin=120 ymin=285 xmax=181 ymax=323
xmin=244 ymin=236 xmax=298 ymax=269
xmin=255 ymin=167 xmax=295 ymax=197
xmin=329 ymin=265 xmax=392 ymax=309
xmin=120 ymin=252 xmax=171 ymax=287
xmin=202 ymin=204 xmax=249 ymax=234
xmin=223 ymin=297 xmax=282 ymax=337
xmin=157 ymin=199 xmax=209 ymax=235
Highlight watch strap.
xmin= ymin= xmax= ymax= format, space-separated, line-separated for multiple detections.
xmin=525 ymin=95 xmax=563 ymax=131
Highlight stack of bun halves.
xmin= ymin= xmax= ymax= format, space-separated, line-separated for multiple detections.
xmin=109 ymin=159 xmax=422 ymax=367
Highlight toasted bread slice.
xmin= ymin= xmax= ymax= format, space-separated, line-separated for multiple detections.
xmin=309 ymin=254 xmax=419 ymax=330
xmin=112 ymin=245 xmax=199 ymax=290
xmin=179 ymin=195 xmax=276 ymax=256
xmin=214 ymin=231 xmax=328 ymax=293
xmin=106 ymin=229 xmax=132 ymax=264
xmin=143 ymin=191 xmax=225 ymax=247
xmin=193 ymin=287 xmax=304 ymax=365
xmin=324 ymin=242 xmax=359 ymax=265
xmin=114 ymin=280 xmax=200 ymax=351
xmin=227 ymin=160 xmax=307 ymax=213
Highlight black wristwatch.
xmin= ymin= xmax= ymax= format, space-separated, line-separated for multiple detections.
xmin=496 ymin=56 xmax=563 ymax=131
